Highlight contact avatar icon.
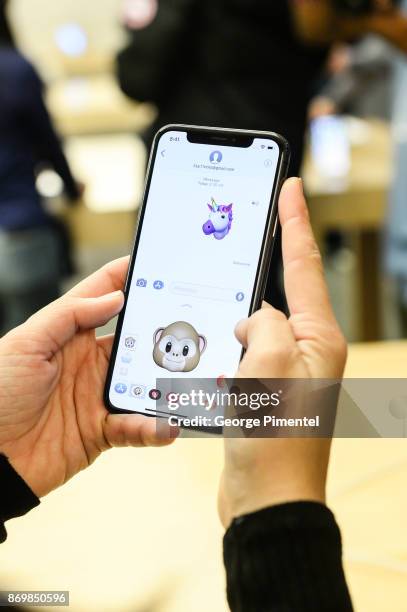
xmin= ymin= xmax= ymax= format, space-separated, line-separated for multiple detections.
xmin=209 ymin=150 xmax=222 ymax=163
xmin=153 ymin=321 xmax=207 ymax=373
xmin=202 ymin=197 xmax=233 ymax=240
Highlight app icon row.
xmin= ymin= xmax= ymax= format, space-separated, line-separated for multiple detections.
xmin=114 ymin=383 xmax=161 ymax=401
xmin=136 ymin=278 xmax=164 ymax=290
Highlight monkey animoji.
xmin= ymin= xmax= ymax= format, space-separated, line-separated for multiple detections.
xmin=153 ymin=321 xmax=207 ymax=372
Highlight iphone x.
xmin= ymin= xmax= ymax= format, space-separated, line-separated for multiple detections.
xmin=104 ymin=124 xmax=290 ymax=416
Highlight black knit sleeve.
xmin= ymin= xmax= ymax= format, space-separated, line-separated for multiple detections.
xmin=0 ymin=454 xmax=40 ymax=544
xmin=223 ymin=501 xmax=353 ymax=612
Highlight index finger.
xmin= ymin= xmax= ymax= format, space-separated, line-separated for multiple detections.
xmin=279 ymin=178 xmax=335 ymax=322
xmin=67 ymin=256 xmax=130 ymax=298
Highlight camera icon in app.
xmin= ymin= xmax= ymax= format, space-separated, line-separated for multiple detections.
xmin=136 ymin=278 xmax=147 ymax=288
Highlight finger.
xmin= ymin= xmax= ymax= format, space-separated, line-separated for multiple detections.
xmin=97 ymin=334 xmax=114 ymax=359
xmin=235 ymin=318 xmax=249 ymax=348
xmin=279 ymin=178 xmax=335 ymax=322
xmin=245 ymin=307 xmax=296 ymax=352
xmin=23 ymin=291 xmax=124 ymax=356
xmin=67 ymin=256 xmax=130 ymax=299
xmin=103 ymin=413 xmax=179 ymax=448
xmin=235 ymin=302 xmax=273 ymax=348
xmin=236 ymin=307 xmax=298 ymax=378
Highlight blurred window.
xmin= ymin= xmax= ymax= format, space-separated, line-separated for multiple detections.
xmin=54 ymin=23 xmax=88 ymax=57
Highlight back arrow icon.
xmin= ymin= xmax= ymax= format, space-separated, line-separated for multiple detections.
xmin=161 ymin=150 xmax=166 ymax=157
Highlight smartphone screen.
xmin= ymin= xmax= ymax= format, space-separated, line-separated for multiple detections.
xmin=106 ymin=127 xmax=287 ymax=415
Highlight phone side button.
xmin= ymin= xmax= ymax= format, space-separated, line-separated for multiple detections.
xmin=272 ymin=216 xmax=279 ymax=238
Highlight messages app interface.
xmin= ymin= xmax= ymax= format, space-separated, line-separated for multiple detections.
xmin=109 ymin=130 xmax=280 ymax=413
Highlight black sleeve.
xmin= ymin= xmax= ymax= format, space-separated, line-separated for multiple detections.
xmin=223 ymin=501 xmax=353 ymax=612
xmin=116 ymin=0 xmax=199 ymax=105
xmin=19 ymin=63 xmax=79 ymax=201
xmin=0 ymin=454 xmax=40 ymax=544
xmin=333 ymin=0 xmax=401 ymax=14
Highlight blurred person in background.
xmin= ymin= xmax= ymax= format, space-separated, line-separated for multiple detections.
xmin=0 ymin=0 xmax=81 ymax=336
xmin=117 ymin=0 xmax=407 ymax=311
xmin=309 ymin=37 xmax=395 ymax=122
xmin=307 ymin=36 xmax=396 ymax=257
xmin=385 ymin=0 xmax=407 ymax=334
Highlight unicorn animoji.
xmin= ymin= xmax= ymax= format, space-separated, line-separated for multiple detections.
xmin=202 ymin=197 xmax=233 ymax=240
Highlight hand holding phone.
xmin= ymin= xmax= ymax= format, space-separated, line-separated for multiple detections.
xmin=219 ymin=178 xmax=346 ymax=526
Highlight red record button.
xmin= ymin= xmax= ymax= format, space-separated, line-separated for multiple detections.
xmin=149 ymin=389 xmax=161 ymax=401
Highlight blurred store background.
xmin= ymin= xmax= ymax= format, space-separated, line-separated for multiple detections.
xmin=5 ymin=0 xmax=154 ymax=292
xmin=3 ymin=0 xmax=405 ymax=342
xmin=1 ymin=1 xmax=407 ymax=611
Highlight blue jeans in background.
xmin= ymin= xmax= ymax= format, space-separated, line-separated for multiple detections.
xmin=0 ymin=226 xmax=60 ymax=335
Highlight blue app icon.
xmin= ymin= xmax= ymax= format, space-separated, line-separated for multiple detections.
xmin=153 ymin=280 xmax=164 ymax=290
xmin=136 ymin=278 xmax=147 ymax=287
xmin=114 ymin=383 xmax=127 ymax=394
xmin=236 ymin=292 xmax=245 ymax=302
xmin=210 ymin=150 xmax=222 ymax=164
xmin=121 ymin=353 xmax=132 ymax=364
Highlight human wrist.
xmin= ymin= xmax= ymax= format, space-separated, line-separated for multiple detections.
xmin=224 ymin=472 xmax=326 ymax=524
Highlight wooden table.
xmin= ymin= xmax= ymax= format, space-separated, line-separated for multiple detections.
xmin=303 ymin=119 xmax=392 ymax=342
xmin=47 ymin=73 xmax=155 ymax=137
xmin=0 ymin=341 xmax=406 ymax=611
xmin=58 ymin=133 xmax=146 ymax=251
xmin=331 ymin=341 xmax=407 ymax=611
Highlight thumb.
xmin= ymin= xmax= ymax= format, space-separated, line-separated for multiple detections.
xmin=103 ymin=413 xmax=179 ymax=448
xmin=235 ymin=302 xmax=273 ymax=348
xmin=19 ymin=290 xmax=124 ymax=355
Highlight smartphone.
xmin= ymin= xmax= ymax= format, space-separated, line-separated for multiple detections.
xmin=104 ymin=124 xmax=290 ymax=417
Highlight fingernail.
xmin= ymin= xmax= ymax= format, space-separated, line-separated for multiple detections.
xmin=156 ymin=422 xmax=180 ymax=440
xmin=170 ymin=424 xmax=181 ymax=439
xmin=289 ymin=176 xmax=304 ymax=195
xmin=286 ymin=176 xmax=302 ymax=187
xmin=99 ymin=291 xmax=124 ymax=313
xmin=101 ymin=290 xmax=123 ymax=300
